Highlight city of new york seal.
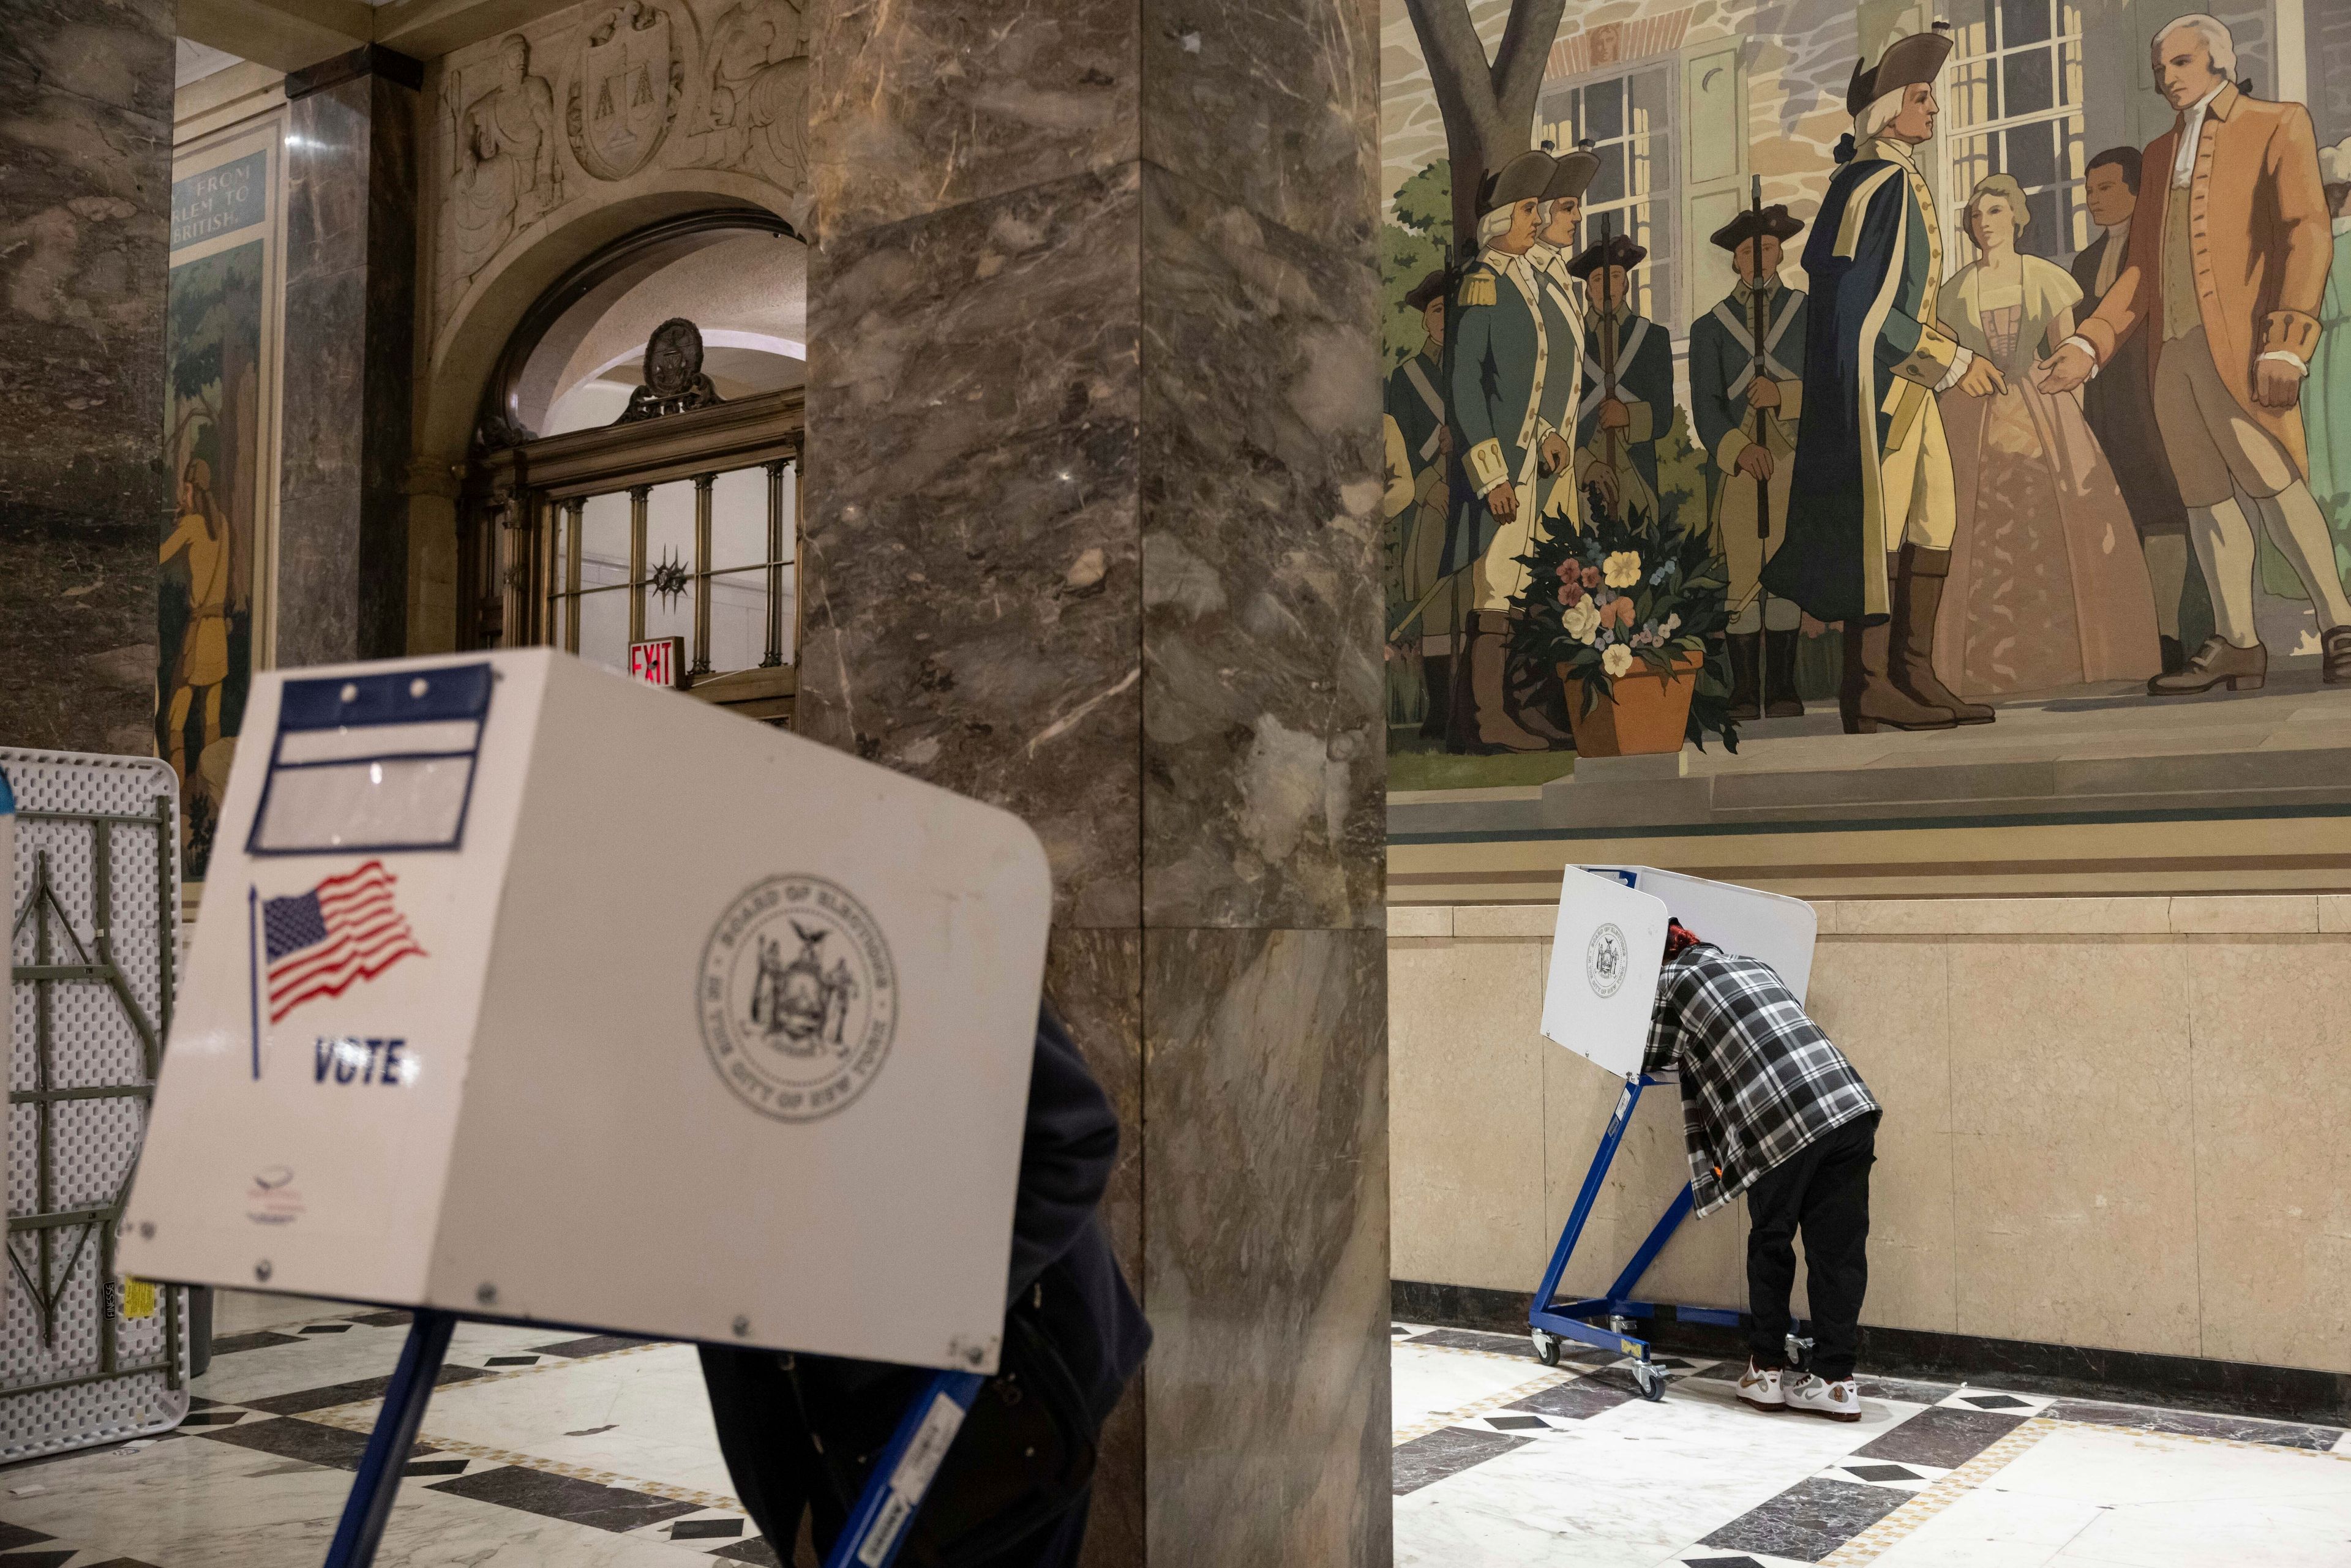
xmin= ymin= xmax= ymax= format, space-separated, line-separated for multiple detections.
xmin=699 ymin=874 xmax=897 ymax=1121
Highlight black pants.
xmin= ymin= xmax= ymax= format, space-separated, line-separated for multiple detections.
xmin=699 ymin=1346 xmax=1092 ymax=1568
xmin=1745 ymin=1111 xmax=1878 ymax=1382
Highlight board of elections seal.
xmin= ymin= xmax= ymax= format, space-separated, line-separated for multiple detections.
xmin=699 ymin=874 xmax=898 ymax=1122
xmin=1586 ymin=922 xmax=1629 ymax=999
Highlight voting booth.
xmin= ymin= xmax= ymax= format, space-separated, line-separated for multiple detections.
xmin=1527 ymin=866 xmax=1817 ymax=1395
xmin=120 ymin=650 xmax=1054 ymax=1567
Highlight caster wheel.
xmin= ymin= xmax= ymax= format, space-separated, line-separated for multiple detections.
xmin=1531 ymin=1329 xmax=1560 ymax=1367
xmin=1632 ymin=1360 xmax=1667 ymax=1401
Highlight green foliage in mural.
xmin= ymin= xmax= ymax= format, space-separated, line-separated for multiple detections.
xmin=1655 ymin=406 xmax=1706 ymax=527
xmin=1382 ymin=162 xmax=1452 ymax=372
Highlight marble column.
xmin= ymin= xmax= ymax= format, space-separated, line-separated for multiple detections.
xmin=276 ymin=47 xmax=421 ymax=667
xmin=0 ymin=0 xmax=174 ymax=754
xmin=800 ymin=3 xmax=1387 ymax=1562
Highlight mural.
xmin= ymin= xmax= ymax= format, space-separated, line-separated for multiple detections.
xmin=1382 ymin=0 xmax=2351 ymax=791
xmin=160 ymin=238 xmax=265 ymax=877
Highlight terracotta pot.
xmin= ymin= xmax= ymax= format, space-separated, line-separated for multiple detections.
xmin=1558 ymin=649 xmax=1704 ymax=757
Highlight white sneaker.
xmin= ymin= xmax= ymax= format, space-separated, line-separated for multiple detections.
xmin=1786 ymin=1373 xmax=1862 ymax=1422
xmin=1736 ymin=1359 xmax=1786 ymax=1412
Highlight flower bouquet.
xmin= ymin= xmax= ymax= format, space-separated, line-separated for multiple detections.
xmin=1508 ymin=486 xmax=1741 ymax=756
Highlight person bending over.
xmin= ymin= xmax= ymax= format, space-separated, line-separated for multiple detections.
xmin=1643 ymin=920 xmax=1880 ymax=1420
xmin=700 ymin=1003 xmax=1149 ymax=1564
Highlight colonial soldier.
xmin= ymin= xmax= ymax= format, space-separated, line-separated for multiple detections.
xmin=1383 ymin=268 xmax=1457 ymax=738
xmin=1530 ymin=146 xmax=1603 ymax=535
xmin=1571 ymin=233 xmax=1674 ymax=525
xmin=1443 ymin=148 xmax=1558 ymax=754
xmin=1768 ymin=27 xmax=2008 ymax=732
xmin=1690 ymin=202 xmax=1809 ymax=718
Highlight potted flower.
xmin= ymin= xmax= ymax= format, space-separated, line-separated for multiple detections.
xmin=1509 ymin=487 xmax=1741 ymax=757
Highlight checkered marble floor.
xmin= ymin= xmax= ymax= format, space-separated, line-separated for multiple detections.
xmin=7 ymin=1307 xmax=2351 ymax=1566
xmin=1389 ymin=1322 xmax=2351 ymax=1567
xmin=0 ymin=1308 xmax=784 ymax=1567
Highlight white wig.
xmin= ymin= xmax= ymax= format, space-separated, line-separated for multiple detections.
xmin=1477 ymin=206 xmax=1517 ymax=245
xmin=2153 ymin=13 xmax=2236 ymax=74
xmin=1856 ymin=84 xmax=1908 ymax=142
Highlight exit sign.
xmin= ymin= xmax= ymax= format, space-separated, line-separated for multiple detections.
xmin=629 ymin=636 xmax=685 ymax=689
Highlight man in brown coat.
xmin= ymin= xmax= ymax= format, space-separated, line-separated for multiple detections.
xmin=2038 ymin=13 xmax=2349 ymax=691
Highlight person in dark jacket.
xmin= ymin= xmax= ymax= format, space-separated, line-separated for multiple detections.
xmin=699 ymin=1003 xmax=1149 ymax=1566
xmin=1643 ymin=920 xmax=1880 ymax=1424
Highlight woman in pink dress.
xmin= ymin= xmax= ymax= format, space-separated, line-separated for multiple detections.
xmin=1934 ymin=175 xmax=2161 ymax=697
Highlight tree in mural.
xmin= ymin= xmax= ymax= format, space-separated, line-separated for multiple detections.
xmin=1382 ymin=162 xmax=1452 ymax=370
xmin=1401 ymin=0 xmax=1572 ymax=250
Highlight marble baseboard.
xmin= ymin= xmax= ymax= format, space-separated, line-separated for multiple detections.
xmin=1392 ymin=1281 xmax=2351 ymax=1427
xmin=1138 ymin=163 xmax=1385 ymax=931
xmin=801 ymin=163 xmax=1144 ymax=929
xmin=1144 ymin=926 xmax=1389 ymax=1567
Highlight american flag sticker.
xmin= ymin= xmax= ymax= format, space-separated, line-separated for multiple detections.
xmin=255 ymin=861 xmax=427 ymax=1026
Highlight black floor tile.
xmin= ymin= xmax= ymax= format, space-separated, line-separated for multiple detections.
xmin=484 ymin=1355 xmax=541 ymax=1367
xmin=1684 ymin=1558 xmax=1770 ymax=1568
xmin=199 ymin=1416 xmax=440 ymax=1471
xmin=1392 ymin=1427 xmax=1531 ymax=1496
xmin=0 ymin=1551 xmax=78 ymax=1568
xmin=208 ymin=1330 xmax=301 ymax=1356
xmin=2044 ymin=1399 xmax=2344 ymax=1451
xmin=712 ymin=1539 xmax=784 ymax=1566
xmin=1403 ymin=1327 xmax=1535 ymax=1357
xmin=177 ymin=1410 xmax=244 ymax=1427
xmin=0 ymin=1524 xmax=53 ymax=1551
xmin=1853 ymin=1406 xmax=2027 ymax=1469
xmin=1959 ymin=1393 xmax=2031 ymax=1410
xmin=427 ymin=1465 xmax=699 ymax=1532
xmin=1507 ymin=1370 xmax=1641 ymax=1421
xmin=80 ymin=1559 xmax=168 ymax=1567
xmin=348 ymin=1309 xmax=413 ymax=1328
xmin=1485 ymin=1414 xmax=1548 ymax=1430
xmin=531 ymin=1334 xmax=651 ymax=1359
xmin=671 ymin=1517 xmax=747 ymax=1539
xmin=1843 ymin=1463 xmax=1922 ymax=1483
xmin=1856 ymin=1376 xmax=1957 ymax=1405
xmin=1700 ymin=1476 xmax=1908 ymax=1561
xmin=405 ymin=1459 xmax=470 ymax=1477
xmin=298 ymin=1323 xmax=354 ymax=1335
xmin=241 ymin=1364 xmax=490 ymax=1416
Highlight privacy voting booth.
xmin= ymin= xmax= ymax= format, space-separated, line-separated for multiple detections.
xmin=1527 ymin=865 xmax=1817 ymax=1397
xmin=119 ymin=650 xmax=1053 ymax=1568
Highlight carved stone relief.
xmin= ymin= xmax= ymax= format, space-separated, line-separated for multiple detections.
xmin=429 ymin=0 xmax=808 ymax=339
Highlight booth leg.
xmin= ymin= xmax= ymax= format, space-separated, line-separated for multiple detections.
xmin=823 ymin=1369 xmax=987 ymax=1568
xmin=322 ymin=1308 xmax=457 ymax=1568
xmin=1528 ymin=1076 xmax=1647 ymax=1342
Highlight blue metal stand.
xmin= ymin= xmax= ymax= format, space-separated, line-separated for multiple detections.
xmin=321 ymin=1311 xmax=982 ymax=1568
xmin=1526 ymin=1072 xmax=1741 ymax=1401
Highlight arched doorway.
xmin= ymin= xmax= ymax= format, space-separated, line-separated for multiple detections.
xmin=456 ymin=210 xmax=806 ymax=727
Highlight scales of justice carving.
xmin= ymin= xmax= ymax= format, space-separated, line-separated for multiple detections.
xmin=435 ymin=0 xmax=808 ymax=315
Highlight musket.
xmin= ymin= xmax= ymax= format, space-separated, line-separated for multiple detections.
xmin=1748 ymin=175 xmax=1774 ymax=713
xmin=1600 ymin=212 xmax=1621 ymax=486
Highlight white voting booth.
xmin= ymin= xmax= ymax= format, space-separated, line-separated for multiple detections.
xmin=120 ymin=650 xmax=1052 ymax=1567
xmin=1527 ymin=866 xmax=1817 ymax=1392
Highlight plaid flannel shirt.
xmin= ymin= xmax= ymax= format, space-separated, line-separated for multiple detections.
xmin=1642 ymin=945 xmax=1877 ymax=1218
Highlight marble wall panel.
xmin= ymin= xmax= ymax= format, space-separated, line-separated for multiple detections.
xmin=0 ymin=0 xmax=173 ymax=754
xmin=1939 ymin=942 xmax=2200 ymax=1356
xmin=277 ymin=72 xmax=418 ymax=669
xmin=2188 ymin=941 xmax=2351 ymax=1375
xmin=1138 ymin=165 xmax=1384 ymax=931
xmin=1388 ymin=939 xmax=1550 ymax=1291
xmin=1807 ymin=939 xmax=1957 ymax=1334
xmin=798 ymin=165 xmax=1144 ymax=928
xmin=807 ymin=0 xmax=1139 ymax=246
xmin=1143 ymin=926 xmax=1389 ymax=1567
xmin=1044 ymin=928 xmax=1145 ymax=1566
xmin=1138 ymin=0 xmax=1381 ymax=262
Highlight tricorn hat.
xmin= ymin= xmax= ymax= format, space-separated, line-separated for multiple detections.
xmin=1404 ymin=269 xmax=1450 ymax=311
xmin=1846 ymin=24 xmax=1954 ymax=114
xmin=1479 ymin=149 xmax=1557 ymax=216
xmin=1566 ymin=232 xmax=1648 ymax=278
xmin=1709 ymin=203 xmax=1805 ymax=252
xmin=1543 ymin=148 xmax=1603 ymax=203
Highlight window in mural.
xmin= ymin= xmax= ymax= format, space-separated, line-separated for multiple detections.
xmin=1538 ymin=66 xmax=1677 ymax=326
xmin=1944 ymin=0 xmax=2090 ymax=257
